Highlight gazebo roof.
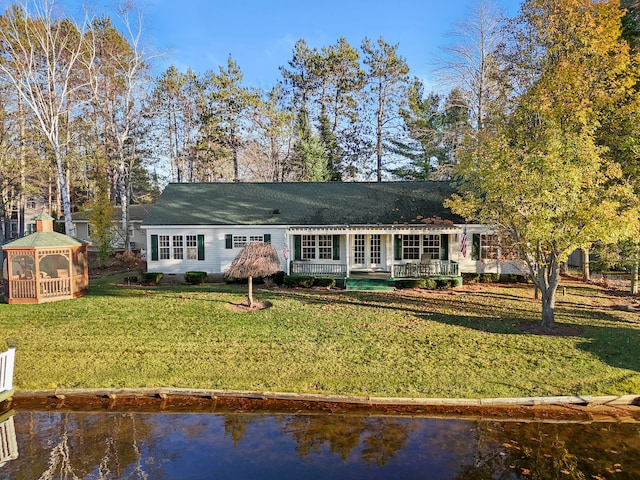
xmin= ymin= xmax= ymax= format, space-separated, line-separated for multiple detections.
xmin=2 ymin=231 xmax=85 ymax=248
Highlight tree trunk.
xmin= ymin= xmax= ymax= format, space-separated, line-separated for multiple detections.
xmin=631 ymin=243 xmax=639 ymax=295
xmin=247 ymin=276 xmax=254 ymax=307
xmin=539 ymin=260 xmax=561 ymax=329
xmin=54 ymin=146 xmax=75 ymax=237
xmin=582 ymin=248 xmax=590 ymax=282
xmin=541 ymin=288 xmax=556 ymax=329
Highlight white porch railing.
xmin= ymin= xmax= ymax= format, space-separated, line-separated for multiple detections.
xmin=0 ymin=347 xmax=16 ymax=395
xmin=0 ymin=411 xmax=18 ymax=467
xmin=290 ymin=262 xmax=348 ymax=277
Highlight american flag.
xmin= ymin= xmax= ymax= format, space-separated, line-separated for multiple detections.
xmin=460 ymin=227 xmax=467 ymax=257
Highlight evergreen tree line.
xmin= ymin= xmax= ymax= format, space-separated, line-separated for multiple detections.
xmin=0 ymin=0 xmax=472 ymax=243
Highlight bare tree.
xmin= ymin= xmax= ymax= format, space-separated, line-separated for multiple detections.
xmin=0 ymin=0 xmax=95 ymax=236
xmin=88 ymin=4 xmax=150 ymax=251
xmin=435 ymin=0 xmax=506 ymax=131
xmin=225 ymin=242 xmax=281 ymax=308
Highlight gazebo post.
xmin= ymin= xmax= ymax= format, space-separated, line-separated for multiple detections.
xmin=35 ymin=250 xmax=41 ymax=302
xmin=68 ymin=250 xmax=74 ymax=296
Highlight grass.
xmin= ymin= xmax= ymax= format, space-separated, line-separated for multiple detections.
xmin=1 ymin=273 xmax=639 ymax=399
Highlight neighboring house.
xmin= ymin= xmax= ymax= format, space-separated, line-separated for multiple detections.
xmin=2 ymin=194 xmax=49 ymax=242
xmin=72 ymin=204 xmax=152 ymax=253
xmin=142 ymin=182 xmax=524 ymax=282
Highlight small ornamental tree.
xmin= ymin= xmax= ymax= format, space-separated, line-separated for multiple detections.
xmin=225 ymin=242 xmax=281 ymax=307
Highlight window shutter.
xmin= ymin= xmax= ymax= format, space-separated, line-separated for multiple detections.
xmin=294 ymin=235 xmax=302 ymax=261
xmin=225 ymin=234 xmax=232 ymax=249
xmin=472 ymin=234 xmax=481 ymax=261
xmin=264 ymin=233 xmax=271 ymax=244
xmin=151 ymin=235 xmax=158 ymax=261
xmin=332 ymin=235 xmax=340 ymax=260
xmin=197 ymin=234 xmax=205 ymax=260
xmin=440 ymin=234 xmax=449 ymax=260
xmin=394 ymin=235 xmax=402 ymax=261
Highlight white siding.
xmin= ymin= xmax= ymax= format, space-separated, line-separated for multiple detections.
xmin=454 ymin=225 xmax=526 ymax=275
xmin=145 ymin=226 xmax=288 ymax=275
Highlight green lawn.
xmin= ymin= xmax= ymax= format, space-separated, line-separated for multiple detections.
xmin=2 ymin=274 xmax=639 ymax=399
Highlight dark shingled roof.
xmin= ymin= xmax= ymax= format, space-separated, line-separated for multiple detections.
xmin=143 ymin=182 xmax=463 ymax=226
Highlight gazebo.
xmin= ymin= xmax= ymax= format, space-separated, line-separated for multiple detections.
xmin=1 ymin=213 xmax=89 ymax=304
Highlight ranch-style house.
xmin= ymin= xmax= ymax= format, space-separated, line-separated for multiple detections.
xmin=141 ymin=182 xmax=523 ymax=285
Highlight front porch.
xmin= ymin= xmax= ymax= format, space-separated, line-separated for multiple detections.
xmin=289 ymin=260 xmax=459 ymax=279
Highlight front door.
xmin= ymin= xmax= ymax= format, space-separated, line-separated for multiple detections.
xmin=352 ymin=234 xmax=385 ymax=270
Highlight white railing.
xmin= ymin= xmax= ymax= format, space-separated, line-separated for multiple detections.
xmin=0 ymin=347 xmax=16 ymax=394
xmin=0 ymin=412 xmax=18 ymax=467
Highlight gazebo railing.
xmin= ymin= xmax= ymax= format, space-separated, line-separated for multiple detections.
xmin=39 ymin=277 xmax=71 ymax=298
xmin=7 ymin=279 xmax=36 ymax=299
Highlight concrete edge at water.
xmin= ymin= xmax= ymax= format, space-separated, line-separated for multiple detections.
xmin=10 ymin=387 xmax=640 ymax=408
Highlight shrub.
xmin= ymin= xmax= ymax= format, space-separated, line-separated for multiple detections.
xmin=283 ymin=275 xmax=316 ymax=288
xmin=462 ymin=273 xmax=480 ymax=283
xmin=423 ymin=278 xmax=437 ymax=290
xmin=116 ymin=251 xmax=146 ymax=275
xmin=502 ymin=274 xmax=528 ymax=283
xmin=184 ymin=271 xmax=208 ymax=284
xmin=480 ymin=273 xmax=501 ymax=283
xmin=270 ymin=271 xmax=286 ymax=286
xmin=314 ymin=277 xmax=336 ymax=288
xmin=142 ymin=272 xmax=163 ymax=285
xmin=435 ymin=278 xmax=463 ymax=289
xmin=395 ymin=278 xmax=426 ymax=289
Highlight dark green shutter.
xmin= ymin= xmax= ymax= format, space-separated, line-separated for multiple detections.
xmin=264 ymin=233 xmax=271 ymax=244
xmin=394 ymin=235 xmax=402 ymax=260
xmin=151 ymin=235 xmax=158 ymax=261
xmin=332 ymin=235 xmax=340 ymax=260
xmin=225 ymin=234 xmax=232 ymax=249
xmin=440 ymin=234 xmax=449 ymax=260
xmin=472 ymin=234 xmax=481 ymax=261
xmin=294 ymin=235 xmax=302 ymax=260
xmin=197 ymin=234 xmax=205 ymax=260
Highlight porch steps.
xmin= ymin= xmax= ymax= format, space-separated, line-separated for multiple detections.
xmin=345 ymin=277 xmax=396 ymax=292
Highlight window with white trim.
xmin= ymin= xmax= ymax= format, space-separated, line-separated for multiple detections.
xmin=186 ymin=235 xmax=198 ymax=260
xmin=159 ymin=235 xmax=170 ymax=260
xmin=318 ymin=235 xmax=333 ymax=260
xmin=481 ymin=234 xmax=499 ymax=260
xmin=302 ymin=235 xmax=316 ymax=260
xmin=403 ymin=234 xmax=420 ymax=260
xmin=173 ymin=235 xmax=184 ymax=259
xmin=233 ymin=235 xmax=264 ymax=248
xmin=422 ymin=234 xmax=440 ymax=260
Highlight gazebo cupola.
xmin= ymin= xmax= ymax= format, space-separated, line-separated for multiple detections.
xmin=1 ymin=213 xmax=89 ymax=304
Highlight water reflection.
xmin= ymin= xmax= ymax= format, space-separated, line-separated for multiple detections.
xmin=1 ymin=410 xmax=640 ymax=479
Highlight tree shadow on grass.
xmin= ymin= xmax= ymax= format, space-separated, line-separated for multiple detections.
xmin=263 ymin=286 xmax=640 ymax=377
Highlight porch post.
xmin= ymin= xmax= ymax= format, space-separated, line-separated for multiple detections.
xmin=345 ymin=231 xmax=350 ymax=278
xmin=388 ymin=234 xmax=394 ymax=277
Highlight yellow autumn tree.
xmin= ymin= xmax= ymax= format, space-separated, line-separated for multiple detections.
xmin=447 ymin=0 xmax=640 ymax=328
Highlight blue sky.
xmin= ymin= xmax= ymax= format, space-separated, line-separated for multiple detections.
xmin=2 ymin=0 xmax=520 ymax=89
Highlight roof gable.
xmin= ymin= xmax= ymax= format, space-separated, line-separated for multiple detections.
xmin=143 ymin=182 xmax=462 ymax=226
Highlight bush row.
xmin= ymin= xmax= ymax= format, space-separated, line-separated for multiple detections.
xmin=394 ymin=277 xmax=462 ymax=290
xmin=461 ymin=273 xmax=529 ymax=283
xmin=283 ymin=275 xmax=337 ymax=288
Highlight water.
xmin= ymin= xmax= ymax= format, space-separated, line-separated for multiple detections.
xmin=1 ymin=409 xmax=640 ymax=479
